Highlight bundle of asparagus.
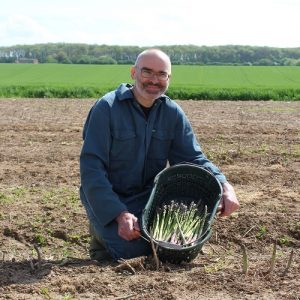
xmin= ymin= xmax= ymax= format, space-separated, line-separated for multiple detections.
xmin=150 ymin=200 xmax=208 ymax=247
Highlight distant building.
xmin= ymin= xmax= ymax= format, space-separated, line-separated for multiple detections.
xmin=15 ymin=58 xmax=39 ymax=64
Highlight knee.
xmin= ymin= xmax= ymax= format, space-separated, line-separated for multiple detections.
xmin=88 ymin=216 xmax=151 ymax=260
xmin=106 ymin=238 xmax=151 ymax=260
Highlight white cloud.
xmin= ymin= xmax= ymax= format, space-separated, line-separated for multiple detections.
xmin=0 ymin=14 xmax=56 ymax=45
xmin=0 ymin=0 xmax=299 ymax=47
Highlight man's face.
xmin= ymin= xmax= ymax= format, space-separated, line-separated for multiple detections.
xmin=131 ymin=54 xmax=171 ymax=104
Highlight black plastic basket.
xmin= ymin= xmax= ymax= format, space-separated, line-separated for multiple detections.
xmin=141 ymin=163 xmax=222 ymax=264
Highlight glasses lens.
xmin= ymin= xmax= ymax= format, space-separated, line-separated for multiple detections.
xmin=158 ymin=73 xmax=168 ymax=80
xmin=141 ymin=69 xmax=152 ymax=78
xmin=140 ymin=68 xmax=168 ymax=81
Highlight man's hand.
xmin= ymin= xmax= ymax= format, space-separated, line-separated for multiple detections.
xmin=219 ymin=182 xmax=240 ymax=217
xmin=115 ymin=211 xmax=141 ymax=241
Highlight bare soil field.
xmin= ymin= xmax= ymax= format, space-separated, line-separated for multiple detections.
xmin=0 ymin=99 xmax=299 ymax=300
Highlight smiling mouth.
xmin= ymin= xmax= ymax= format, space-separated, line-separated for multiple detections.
xmin=145 ymin=86 xmax=161 ymax=94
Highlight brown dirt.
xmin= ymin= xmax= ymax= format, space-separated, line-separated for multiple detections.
xmin=0 ymin=98 xmax=299 ymax=300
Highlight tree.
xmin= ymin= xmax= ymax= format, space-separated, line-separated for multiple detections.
xmin=0 ymin=43 xmax=299 ymax=65
xmin=55 ymin=51 xmax=71 ymax=64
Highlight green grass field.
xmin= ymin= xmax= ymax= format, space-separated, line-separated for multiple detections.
xmin=1 ymin=64 xmax=300 ymax=100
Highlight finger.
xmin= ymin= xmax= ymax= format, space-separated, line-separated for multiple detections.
xmin=133 ymin=230 xmax=141 ymax=239
xmin=118 ymin=222 xmax=134 ymax=240
xmin=133 ymin=220 xmax=140 ymax=232
xmin=121 ymin=228 xmax=140 ymax=240
xmin=217 ymin=203 xmax=225 ymax=216
xmin=221 ymin=202 xmax=239 ymax=217
xmin=217 ymin=205 xmax=223 ymax=213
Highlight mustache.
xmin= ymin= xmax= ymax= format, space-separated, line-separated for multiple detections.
xmin=143 ymin=82 xmax=163 ymax=89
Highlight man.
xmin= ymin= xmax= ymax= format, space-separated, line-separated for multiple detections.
xmin=80 ymin=48 xmax=239 ymax=261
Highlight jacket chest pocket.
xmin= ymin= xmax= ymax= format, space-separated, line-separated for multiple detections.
xmin=148 ymin=130 xmax=174 ymax=159
xmin=110 ymin=130 xmax=136 ymax=161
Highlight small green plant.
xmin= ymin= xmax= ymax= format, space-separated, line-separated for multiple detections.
xmin=11 ymin=186 xmax=27 ymax=198
xmin=278 ymin=235 xmax=292 ymax=246
xmin=256 ymin=225 xmax=267 ymax=239
xmin=42 ymin=190 xmax=57 ymax=203
xmin=40 ymin=287 xmax=51 ymax=299
xmin=68 ymin=234 xmax=81 ymax=244
xmin=66 ymin=190 xmax=80 ymax=204
xmin=289 ymin=220 xmax=300 ymax=227
xmin=61 ymin=241 xmax=72 ymax=258
xmin=293 ymin=148 xmax=300 ymax=157
xmin=204 ymin=258 xmax=228 ymax=273
xmin=34 ymin=233 xmax=47 ymax=246
xmin=0 ymin=187 xmax=29 ymax=204
xmin=0 ymin=192 xmax=11 ymax=204
xmin=62 ymin=294 xmax=74 ymax=300
xmin=253 ymin=143 xmax=269 ymax=154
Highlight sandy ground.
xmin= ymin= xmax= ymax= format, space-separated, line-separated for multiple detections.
xmin=0 ymin=98 xmax=299 ymax=300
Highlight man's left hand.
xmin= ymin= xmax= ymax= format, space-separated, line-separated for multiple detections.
xmin=219 ymin=182 xmax=240 ymax=217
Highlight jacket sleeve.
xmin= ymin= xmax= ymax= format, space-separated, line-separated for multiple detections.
xmin=80 ymin=100 xmax=127 ymax=226
xmin=168 ymin=105 xmax=227 ymax=184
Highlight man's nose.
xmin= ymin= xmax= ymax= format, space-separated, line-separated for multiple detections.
xmin=149 ymin=74 xmax=160 ymax=82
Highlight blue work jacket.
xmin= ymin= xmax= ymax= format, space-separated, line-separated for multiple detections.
xmin=80 ymin=83 xmax=226 ymax=227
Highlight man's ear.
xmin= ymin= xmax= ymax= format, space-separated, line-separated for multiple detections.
xmin=130 ymin=66 xmax=136 ymax=79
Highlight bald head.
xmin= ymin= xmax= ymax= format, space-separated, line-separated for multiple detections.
xmin=134 ymin=49 xmax=171 ymax=73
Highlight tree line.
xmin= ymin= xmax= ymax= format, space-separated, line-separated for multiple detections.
xmin=0 ymin=43 xmax=300 ymax=66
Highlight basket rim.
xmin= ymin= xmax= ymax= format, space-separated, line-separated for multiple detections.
xmin=153 ymin=163 xmax=222 ymax=187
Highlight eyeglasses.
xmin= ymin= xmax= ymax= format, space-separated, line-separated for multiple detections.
xmin=137 ymin=67 xmax=170 ymax=81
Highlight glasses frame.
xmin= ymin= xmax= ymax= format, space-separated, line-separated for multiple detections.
xmin=137 ymin=67 xmax=170 ymax=81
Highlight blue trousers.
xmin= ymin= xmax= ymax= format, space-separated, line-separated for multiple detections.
xmin=80 ymin=188 xmax=152 ymax=260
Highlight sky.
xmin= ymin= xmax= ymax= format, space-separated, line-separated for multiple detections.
xmin=0 ymin=0 xmax=300 ymax=48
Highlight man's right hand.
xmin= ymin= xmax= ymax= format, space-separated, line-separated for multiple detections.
xmin=115 ymin=211 xmax=141 ymax=241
